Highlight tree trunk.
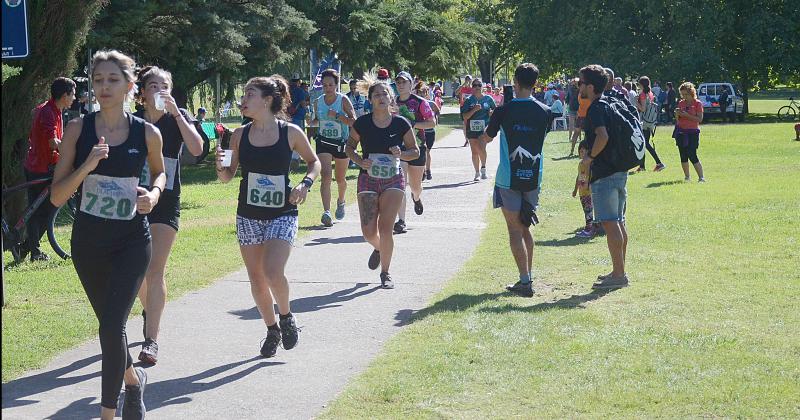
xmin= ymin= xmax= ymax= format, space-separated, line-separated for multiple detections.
xmin=477 ymin=55 xmax=493 ymax=85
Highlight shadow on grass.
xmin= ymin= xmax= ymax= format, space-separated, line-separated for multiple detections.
xmin=550 ymin=155 xmax=578 ymax=161
xmin=645 ymin=180 xmax=684 ymax=188
xmin=480 ymin=288 xmax=616 ymax=314
xmin=229 ymin=283 xmax=380 ymax=318
xmin=48 ymin=357 xmax=281 ymax=419
xmin=394 ymin=292 xmax=506 ymax=326
xmin=537 ymin=235 xmax=592 ymax=247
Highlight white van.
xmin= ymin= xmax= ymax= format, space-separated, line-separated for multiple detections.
xmin=697 ymin=82 xmax=746 ymax=122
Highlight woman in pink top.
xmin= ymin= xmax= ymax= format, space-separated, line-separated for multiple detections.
xmin=673 ymin=82 xmax=705 ymax=182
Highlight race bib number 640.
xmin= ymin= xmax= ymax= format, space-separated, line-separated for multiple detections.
xmin=247 ymin=173 xmax=286 ymax=208
xmin=80 ymin=174 xmax=139 ymax=220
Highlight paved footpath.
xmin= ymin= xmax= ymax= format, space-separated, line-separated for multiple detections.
xmin=3 ymin=127 xmax=498 ymax=420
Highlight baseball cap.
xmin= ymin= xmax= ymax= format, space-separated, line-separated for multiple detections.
xmin=198 ymin=107 xmax=206 ymax=113
xmin=395 ymin=71 xmax=413 ymax=83
xmin=377 ymin=68 xmax=390 ymax=79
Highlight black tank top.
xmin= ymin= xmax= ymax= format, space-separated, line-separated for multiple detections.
xmin=236 ymin=121 xmax=297 ymax=220
xmin=134 ymin=109 xmax=191 ymax=197
xmin=72 ymin=112 xmax=150 ymax=245
xmin=352 ymin=114 xmax=412 ymax=174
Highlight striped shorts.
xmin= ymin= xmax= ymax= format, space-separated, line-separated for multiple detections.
xmin=357 ymin=172 xmax=405 ymax=195
xmin=236 ymin=214 xmax=299 ymax=246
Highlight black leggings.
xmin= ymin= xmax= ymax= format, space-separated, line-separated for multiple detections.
xmin=678 ymin=146 xmax=700 ymax=164
xmin=72 ymin=240 xmax=151 ymax=409
xmin=639 ymin=128 xmax=662 ymax=168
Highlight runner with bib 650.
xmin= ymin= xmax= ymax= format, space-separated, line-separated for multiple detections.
xmin=347 ymin=81 xmax=420 ymax=289
xmin=133 ymin=65 xmax=204 ymax=365
xmin=50 ymin=50 xmax=165 ymax=420
xmin=311 ymin=69 xmax=356 ymax=227
xmin=216 ymin=76 xmax=320 ymax=358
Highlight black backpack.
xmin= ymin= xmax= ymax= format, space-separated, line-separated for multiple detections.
xmin=599 ymin=95 xmax=646 ymax=172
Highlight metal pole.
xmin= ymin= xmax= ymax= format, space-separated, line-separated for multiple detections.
xmin=215 ymin=73 xmax=221 ymax=124
xmin=87 ymin=49 xmax=92 ymax=111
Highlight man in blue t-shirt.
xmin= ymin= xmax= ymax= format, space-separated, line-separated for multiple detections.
xmin=289 ymin=78 xmax=310 ymax=128
xmin=480 ymin=63 xmax=552 ymax=298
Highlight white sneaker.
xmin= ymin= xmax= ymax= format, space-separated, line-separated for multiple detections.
xmin=684 ymin=176 xmax=691 ymax=182
xmin=480 ymin=167 xmax=488 ymax=179
xmin=474 ymin=171 xmax=480 ymax=181
xmin=698 ymin=177 xmax=706 ymax=183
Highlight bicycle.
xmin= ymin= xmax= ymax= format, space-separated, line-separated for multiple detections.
xmin=777 ymin=97 xmax=800 ymax=121
xmin=2 ymin=177 xmax=76 ymax=264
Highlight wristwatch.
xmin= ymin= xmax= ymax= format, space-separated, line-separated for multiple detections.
xmin=301 ymin=177 xmax=314 ymax=188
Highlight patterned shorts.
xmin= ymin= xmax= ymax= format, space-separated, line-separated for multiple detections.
xmin=357 ymin=171 xmax=405 ymax=195
xmin=236 ymin=214 xmax=299 ymax=246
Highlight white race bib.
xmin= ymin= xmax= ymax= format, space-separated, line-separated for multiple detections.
xmin=470 ymin=119 xmax=486 ymax=132
xmin=80 ymin=174 xmax=138 ymax=220
xmin=247 ymin=173 xmax=287 ymax=208
xmin=140 ymin=157 xmax=178 ymax=191
xmin=368 ymin=153 xmax=400 ymax=179
xmin=319 ymin=120 xmax=342 ymax=140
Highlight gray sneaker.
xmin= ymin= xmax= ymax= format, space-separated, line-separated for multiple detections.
xmin=592 ymin=275 xmax=629 ymax=289
xmin=480 ymin=167 xmax=488 ymax=179
xmin=321 ymin=211 xmax=333 ymax=227
xmin=335 ymin=200 xmax=346 ymax=220
xmin=122 ymin=367 xmax=147 ymax=420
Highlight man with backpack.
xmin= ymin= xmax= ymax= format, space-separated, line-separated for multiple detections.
xmin=580 ymin=64 xmax=645 ymax=289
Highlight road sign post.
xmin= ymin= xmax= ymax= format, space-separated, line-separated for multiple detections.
xmin=2 ymin=0 xmax=30 ymax=60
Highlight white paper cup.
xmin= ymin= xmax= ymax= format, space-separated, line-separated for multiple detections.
xmin=154 ymin=93 xmax=166 ymax=111
xmin=221 ymin=149 xmax=233 ymax=167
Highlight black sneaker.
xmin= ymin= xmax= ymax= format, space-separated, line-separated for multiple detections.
xmin=380 ymin=272 xmax=394 ymax=289
xmin=30 ymin=250 xmax=50 ymax=262
xmin=393 ymin=219 xmax=406 ymax=234
xmin=506 ymin=281 xmax=534 ymax=297
xmin=279 ymin=315 xmax=299 ymax=350
xmin=122 ymin=367 xmax=147 ymax=420
xmin=138 ymin=338 xmax=158 ymax=365
xmin=412 ymin=196 xmax=424 ymax=215
xmin=426 ymin=170 xmax=432 ymax=181
xmin=260 ymin=328 xmax=281 ymax=358
xmin=368 ymin=249 xmax=380 ymax=270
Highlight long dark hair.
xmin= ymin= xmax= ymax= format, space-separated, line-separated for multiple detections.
xmin=638 ymin=76 xmax=652 ymax=95
xmin=245 ymin=75 xmax=291 ymax=120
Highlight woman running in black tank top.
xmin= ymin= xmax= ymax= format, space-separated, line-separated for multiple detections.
xmin=133 ymin=66 xmax=203 ymax=365
xmin=50 ymin=50 xmax=165 ymax=420
xmin=346 ymin=81 xmax=419 ymax=289
xmin=216 ymin=75 xmax=320 ymax=358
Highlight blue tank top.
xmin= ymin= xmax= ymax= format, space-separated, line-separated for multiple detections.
xmin=316 ymin=93 xmax=349 ymax=142
xmin=72 ymin=112 xmax=150 ymax=245
xmin=236 ymin=121 xmax=297 ymax=220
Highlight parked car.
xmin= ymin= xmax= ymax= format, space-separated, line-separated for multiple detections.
xmin=697 ymin=82 xmax=746 ymax=122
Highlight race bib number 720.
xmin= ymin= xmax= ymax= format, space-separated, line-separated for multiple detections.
xmin=80 ymin=174 xmax=138 ymax=220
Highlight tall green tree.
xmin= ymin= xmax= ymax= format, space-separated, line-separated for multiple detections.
xmin=86 ymin=0 xmax=316 ymax=106
xmin=1 ymin=0 xmax=107 ymax=199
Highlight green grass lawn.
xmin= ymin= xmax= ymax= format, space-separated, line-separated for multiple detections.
xmin=320 ymin=122 xmax=800 ymax=418
xmin=1 ymin=119 xmax=459 ymax=383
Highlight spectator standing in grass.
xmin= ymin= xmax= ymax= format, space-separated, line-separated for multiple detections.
xmin=673 ymin=82 xmax=705 ymax=182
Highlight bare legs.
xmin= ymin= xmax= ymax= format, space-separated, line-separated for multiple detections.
xmin=501 ymin=208 xmax=534 ymax=277
xmin=240 ymin=240 xmax=293 ymax=327
xmin=137 ymin=223 xmax=177 ymax=341
xmin=359 ymin=190 xmax=404 ymax=272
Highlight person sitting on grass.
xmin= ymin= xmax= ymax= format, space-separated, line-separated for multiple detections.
xmin=572 ymin=140 xmax=595 ymax=238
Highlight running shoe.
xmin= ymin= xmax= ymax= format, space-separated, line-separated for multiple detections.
xmin=653 ymin=163 xmax=666 ymax=172
xmin=122 ymin=367 xmax=147 ymax=420
xmin=576 ymin=229 xmax=594 ymax=238
xmin=30 ymin=250 xmax=50 ymax=262
xmin=279 ymin=315 xmax=299 ymax=350
xmin=393 ymin=219 xmax=407 ymax=234
xmin=335 ymin=200 xmax=346 ymax=220
xmin=368 ymin=249 xmax=381 ymax=270
xmin=506 ymin=281 xmax=534 ymax=297
xmin=260 ymin=328 xmax=282 ymax=358
xmin=480 ymin=167 xmax=488 ymax=180
xmin=698 ymin=177 xmax=706 ymax=183
xmin=684 ymin=176 xmax=691 ymax=182
xmin=413 ymin=196 xmax=424 ymax=215
xmin=425 ymin=170 xmax=432 ymax=181
xmin=473 ymin=171 xmax=480 ymax=181
xmin=592 ymin=275 xmax=629 ymax=289
xmin=321 ymin=211 xmax=333 ymax=227
xmin=380 ymin=272 xmax=394 ymax=289
xmin=138 ymin=338 xmax=159 ymax=365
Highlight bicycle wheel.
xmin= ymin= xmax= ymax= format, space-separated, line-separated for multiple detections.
xmin=47 ymin=195 xmax=76 ymax=260
xmin=777 ymin=106 xmax=796 ymax=121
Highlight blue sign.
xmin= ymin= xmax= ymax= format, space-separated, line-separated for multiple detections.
xmin=2 ymin=0 xmax=29 ymax=59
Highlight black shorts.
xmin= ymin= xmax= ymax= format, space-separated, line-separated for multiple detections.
xmin=424 ymin=131 xmax=435 ymax=149
xmin=147 ymin=193 xmax=180 ymax=231
xmin=406 ymin=144 xmax=427 ymax=167
xmin=315 ymin=136 xmax=348 ymax=159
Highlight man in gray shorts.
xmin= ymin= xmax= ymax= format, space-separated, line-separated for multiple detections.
xmin=480 ymin=63 xmax=552 ymax=297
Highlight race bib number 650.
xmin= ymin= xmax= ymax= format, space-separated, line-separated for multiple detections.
xmin=80 ymin=174 xmax=138 ymax=220
xmin=247 ymin=173 xmax=286 ymax=208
